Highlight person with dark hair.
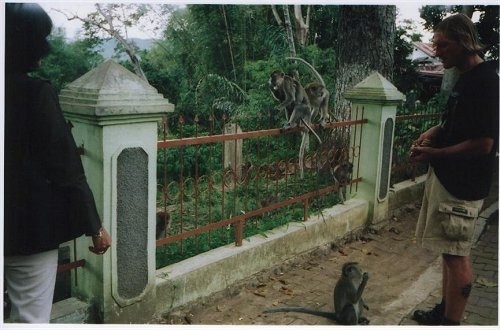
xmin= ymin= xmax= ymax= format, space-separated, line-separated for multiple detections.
xmin=4 ymin=3 xmax=111 ymax=323
xmin=410 ymin=14 xmax=498 ymax=325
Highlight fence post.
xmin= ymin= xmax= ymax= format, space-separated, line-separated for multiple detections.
xmin=59 ymin=60 xmax=174 ymax=322
xmin=344 ymin=72 xmax=404 ymax=223
xmin=223 ymin=123 xmax=243 ymax=180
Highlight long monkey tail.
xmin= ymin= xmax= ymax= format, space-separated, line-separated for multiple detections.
xmin=286 ymin=56 xmax=325 ymax=87
xmin=300 ymin=119 xmax=322 ymax=144
xmin=263 ymin=307 xmax=337 ymax=321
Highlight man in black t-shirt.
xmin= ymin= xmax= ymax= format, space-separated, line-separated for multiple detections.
xmin=410 ymin=14 xmax=498 ymax=326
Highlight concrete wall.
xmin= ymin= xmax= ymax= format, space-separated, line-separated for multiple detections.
xmin=388 ymin=175 xmax=426 ymax=212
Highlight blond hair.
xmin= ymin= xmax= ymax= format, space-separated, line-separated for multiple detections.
xmin=435 ymin=14 xmax=485 ymax=55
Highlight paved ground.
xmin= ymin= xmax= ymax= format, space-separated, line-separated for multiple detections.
xmin=152 ymin=181 xmax=498 ymax=326
xmin=401 ymin=206 xmax=498 ymax=326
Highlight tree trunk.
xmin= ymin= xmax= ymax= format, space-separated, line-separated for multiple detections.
xmin=271 ymin=5 xmax=282 ymax=26
xmin=294 ymin=5 xmax=310 ymax=46
xmin=282 ymin=5 xmax=296 ymax=57
xmin=95 ymin=4 xmax=148 ymax=81
xmin=333 ymin=5 xmax=396 ymax=120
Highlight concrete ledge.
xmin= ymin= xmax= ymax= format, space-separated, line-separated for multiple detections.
xmin=389 ymin=175 xmax=426 ymax=211
xmin=51 ymin=297 xmax=91 ymax=323
xmin=155 ymin=198 xmax=369 ymax=313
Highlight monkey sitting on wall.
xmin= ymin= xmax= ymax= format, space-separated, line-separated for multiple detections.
xmin=263 ymin=262 xmax=369 ymax=325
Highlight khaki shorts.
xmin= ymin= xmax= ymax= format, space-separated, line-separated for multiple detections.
xmin=415 ymin=167 xmax=484 ymax=256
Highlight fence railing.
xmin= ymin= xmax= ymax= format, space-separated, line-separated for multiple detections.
xmin=155 ymin=107 xmax=365 ymax=268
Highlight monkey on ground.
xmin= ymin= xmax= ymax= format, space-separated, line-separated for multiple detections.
xmin=263 ymin=262 xmax=369 ymax=325
xmin=287 ymin=57 xmax=331 ymax=127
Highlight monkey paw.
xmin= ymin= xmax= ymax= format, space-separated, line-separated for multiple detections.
xmin=363 ymin=272 xmax=369 ymax=280
xmin=281 ymin=123 xmax=297 ymax=131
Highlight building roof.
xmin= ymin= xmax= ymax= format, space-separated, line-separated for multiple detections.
xmin=412 ymin=42 xmax=436 ymax=57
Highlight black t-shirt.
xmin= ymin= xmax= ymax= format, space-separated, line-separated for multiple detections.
xmin=432 ymin=61 xmax=499 ymax=200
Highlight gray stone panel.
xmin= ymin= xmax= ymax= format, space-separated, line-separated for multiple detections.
xmin=117 ymin=147 xmax=149 ymax=299
xmin=379 ymin=118 xmax=394 ymax=201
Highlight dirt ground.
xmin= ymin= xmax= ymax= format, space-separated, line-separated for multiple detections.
xmin=150 ymin=201 xmax=444 ymax=325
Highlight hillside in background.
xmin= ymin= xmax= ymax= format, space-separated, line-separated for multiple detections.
xmin=98 ymin=38 xmax=155 ymax=59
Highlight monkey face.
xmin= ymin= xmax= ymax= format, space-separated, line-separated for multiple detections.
xmin=305 ymin=83 xmax=326 ymax=99
xmin=269 ymin=70 xmax=285 ymax=90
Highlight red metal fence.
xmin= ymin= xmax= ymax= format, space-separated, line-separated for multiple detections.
xmin=155 ymin=107 xmax=366 ymax=267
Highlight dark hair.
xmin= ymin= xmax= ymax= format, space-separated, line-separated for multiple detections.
xmin=435 ymin=14 xmax=485 ymax=55
xmin=5 ymin=3 xmax=53 ymax=73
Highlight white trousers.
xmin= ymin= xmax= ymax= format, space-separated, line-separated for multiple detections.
xmin=4 ymin=249 xmax=58 ymax=323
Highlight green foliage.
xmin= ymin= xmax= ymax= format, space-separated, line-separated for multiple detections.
xmin=308 ymin=5 xmax=340 ymax=49
xmin=393 ymin=20 xmax=422 ymax=94
xmin=157 ymin=143 xmax=223 ymax=184
xmin=195 ymin=74 xmax=248 ymax=118
xmin=34 ymin=28 xmax=104 ymax=92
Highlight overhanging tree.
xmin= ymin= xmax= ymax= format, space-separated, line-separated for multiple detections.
xmin=333 ymin=5 xmax=397 ymax=120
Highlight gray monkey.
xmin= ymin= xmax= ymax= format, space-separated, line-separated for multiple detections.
xmin=268 ymin=70 xmax=322 ymax=144
xmin=287 ymin=57 xmax=331 ymax=126
xmin=263 ymin=262 xmax=369 ymax=325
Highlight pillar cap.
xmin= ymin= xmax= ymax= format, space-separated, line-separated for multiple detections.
xmin=59 ymin=59 xmax=174 ymax=118
xmin=343 ymin=71 xmax=405 ymax=104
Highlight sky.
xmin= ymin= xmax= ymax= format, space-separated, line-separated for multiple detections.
xmin=35 ymin=0 xmax=437 ymax=41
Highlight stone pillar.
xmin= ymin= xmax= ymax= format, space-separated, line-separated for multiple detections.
xmin=344 ymin=72 xmax=404 ymax=223
xmin=59 ymin=60 xmax=174 ymax=323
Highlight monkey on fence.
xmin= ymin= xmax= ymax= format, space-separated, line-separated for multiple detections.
xmin=286 ymin=57 xmax=332 ymax=126
xmin=268 ymin=69 xmax=322 ymax=178
xmin=332 ymin=162 xmax=353 ymax=204
xmin=263 ymin=262 xmax=369 ymax=325
xmin=268 ymin=70 xmax=322 ymax=144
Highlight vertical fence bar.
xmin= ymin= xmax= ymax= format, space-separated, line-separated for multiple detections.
xmin=235 ymin=219 xmax=244 ymax=247
xmin=221 ymin=115 xmax=226 ymax=244
xmin=303 ymin=198 xmax=309 ymax=221
xmin=179 ymin=115 xmax=185 ymax=254
xmin=194 ymin=115 xmax=200 ymax=250
xmin=208 ymin=114 xmax=214 ymax=246
xmin=73 ymin=239 xmax=78 ymax=286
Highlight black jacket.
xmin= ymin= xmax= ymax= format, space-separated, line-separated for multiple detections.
xmin=4 ymin=73 xmax=101 ymax=256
